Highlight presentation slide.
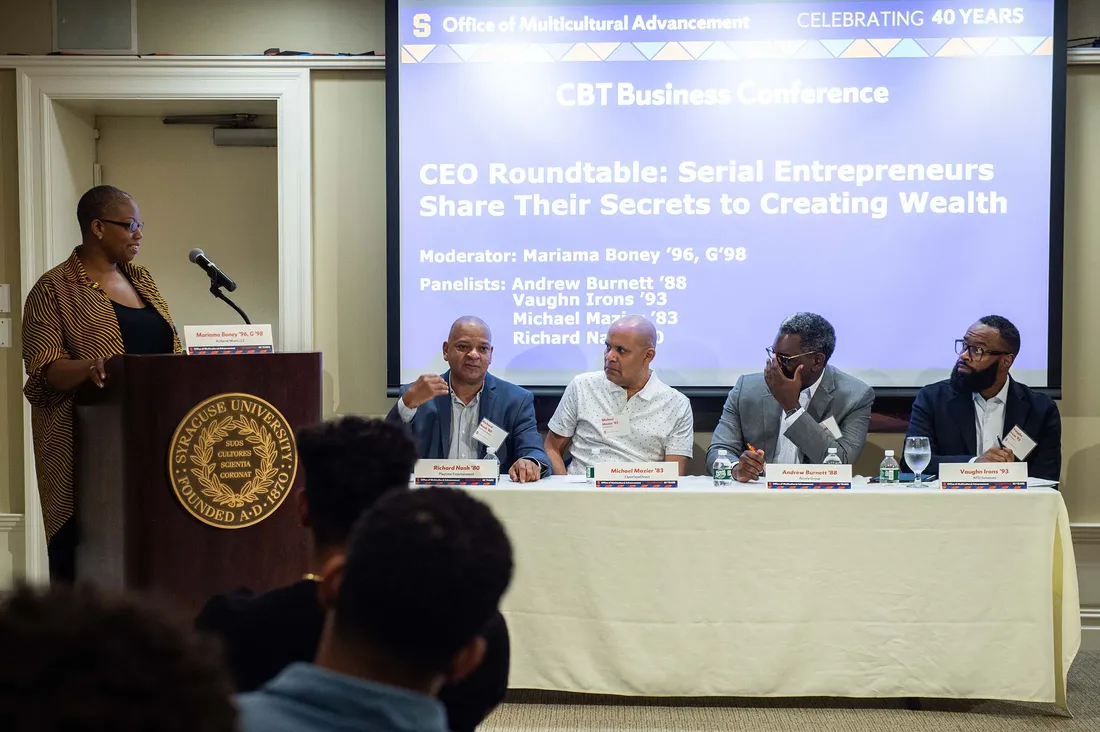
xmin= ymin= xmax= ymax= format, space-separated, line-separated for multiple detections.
xmin=392 ymin=0 xmax=1060 ymax=389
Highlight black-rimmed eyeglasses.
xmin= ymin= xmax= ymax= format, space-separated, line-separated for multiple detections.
xmin=100 ymin=219 xmax=144 ymax=234
xmin=955 ymin=340 xmax=1010 ymax=360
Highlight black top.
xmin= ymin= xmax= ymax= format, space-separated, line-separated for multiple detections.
xmin=111 ymin=299 xmax=175 ymax=355
xmin=195 ymin=580 xmax=511 ymax=732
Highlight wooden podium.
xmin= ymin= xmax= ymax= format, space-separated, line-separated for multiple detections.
xmin=73 ymin=353 xmax=322 ymax=618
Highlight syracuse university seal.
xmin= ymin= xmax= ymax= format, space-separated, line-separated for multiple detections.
xmin=168 ymin=393 xmax=298 ymax=529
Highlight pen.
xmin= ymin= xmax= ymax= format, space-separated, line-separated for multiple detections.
xmin=747 ymin=443 xmax=761 ymax=455
xmin=996 ymin=436 xmax=1004 ymax=448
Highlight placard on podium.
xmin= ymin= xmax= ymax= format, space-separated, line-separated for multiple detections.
xmin=73 ymin=353 xmax=321 ymax=618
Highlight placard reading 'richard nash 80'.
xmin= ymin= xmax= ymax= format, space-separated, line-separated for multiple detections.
xmin=393 ymin=0 xmax=1059 ymax=388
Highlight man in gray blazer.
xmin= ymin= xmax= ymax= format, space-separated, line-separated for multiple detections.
xmin=706 ymin=313 xmax=874 ymax=481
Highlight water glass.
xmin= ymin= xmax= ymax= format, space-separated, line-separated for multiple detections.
xmin=904 ymin=436 xmax=932 ymax=488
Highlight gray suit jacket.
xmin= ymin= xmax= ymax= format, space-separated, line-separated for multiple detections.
xmin=705 ymin=365 xmax=875 ymax=471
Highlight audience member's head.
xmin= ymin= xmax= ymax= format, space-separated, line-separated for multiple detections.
xmin=316 ymin=487 xmax=514 ymax=694
xmin=295 ymin=416 xmax=419 ymax=549
xmin=0 ymin=584 xmax=236 ymax=732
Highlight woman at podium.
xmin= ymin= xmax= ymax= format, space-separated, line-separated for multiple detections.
xmin=21 ymin=185 xmax=181 ymax=582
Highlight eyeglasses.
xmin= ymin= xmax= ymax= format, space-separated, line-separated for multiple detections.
xmin=955 ymin=339 xmax=1010 ymax=360
xmin=765 ymin=347 xmax=821 ymax=367
xmin=100 ymin=219 xmax=144 ymax=234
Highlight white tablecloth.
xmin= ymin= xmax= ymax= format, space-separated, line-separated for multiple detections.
xmin=467 ymin=477 xmax=1080 ymax=707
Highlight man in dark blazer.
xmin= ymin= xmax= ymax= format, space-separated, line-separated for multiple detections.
xmin=388 ymin=316 xmax=549 ymax=482
xmin=906 ymin=315 xmax=1061 ymax=481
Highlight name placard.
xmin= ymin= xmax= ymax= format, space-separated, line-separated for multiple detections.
xmin=767 ymin=464 xmax=852 ymax=490
xmin=594 ymin=462 xmax=678 ymax=488
xmin=414 ymin=459 xmax=499 ymax=486
xmin=185 ymin=324 xmax=274 ymax=355
xmin=939 ymin=462 xmax=1027 ymax=490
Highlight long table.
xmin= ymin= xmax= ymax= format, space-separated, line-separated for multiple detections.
xmin=467 ymin=476 xmax=1080 ymax=708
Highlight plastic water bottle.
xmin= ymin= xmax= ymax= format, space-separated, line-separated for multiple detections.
xmin=712 ymin=449 xmax=734 ymax=486
xmin=823 ymin=447 xmax=842 ymax=465
xmin=485 ymin=448 xmax=500 ymax=479
xmin=586 ymin=447 xmax=603 ymax=482
xmin=879 ymin=449 xmax=900 ymax=484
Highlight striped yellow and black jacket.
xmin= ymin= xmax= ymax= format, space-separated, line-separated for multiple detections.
xmin=22 ymin=248 xmax=181 ymax=541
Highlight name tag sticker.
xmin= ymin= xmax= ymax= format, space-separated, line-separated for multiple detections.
xmin=1002 ymin=425 xmax=1037 ymax=460
xmin=601 ymin=416 xmax=631 ymax=437
xmin=820 ymin=416 xmax=842 ymax=439
xmin=472 ymin=418 xmax=507 ymax=453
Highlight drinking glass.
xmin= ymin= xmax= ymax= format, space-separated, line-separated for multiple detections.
xmin=904 ymin=436 xmax=932 ymax=488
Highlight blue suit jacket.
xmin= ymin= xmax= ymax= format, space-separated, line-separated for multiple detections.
xmin=386 ymin=371 xmax=550 ymax=474
xmin=906 ymin=377 xmax=1061 ymax=482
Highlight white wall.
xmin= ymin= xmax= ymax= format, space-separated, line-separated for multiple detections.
xmin=94 ymin=116 xmax=279 ymax=339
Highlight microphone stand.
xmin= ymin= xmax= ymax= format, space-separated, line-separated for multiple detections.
xmin=208 ymin=280 xmax=251 ymax=325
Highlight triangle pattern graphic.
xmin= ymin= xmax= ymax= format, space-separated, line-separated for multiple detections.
xmin=422 ymin=45 xmax=463 ymax=64
xmin=794 ymin=41 xmax=833 ymax=59
xmin=728 ymin=41 xmax=783 ymax=58
xmin=654 ymin=42 xmax=693 ymax=61
xmin=821 ymin=39 xmax=855 ymax=57
xmin=700 ymin=41 xmax=738 ymax=61
xmin=984 ymin=37 xmax=1024 ymax=56
xmin=964 ymin=36 xmax=997 ymax=54
xmin=937 ymin=38 xmax=976 ymax=56
xmin=607 ymin=42 xmax=647 ymax=61
xmin=588 ymin=42 xmax=620 ymax=60
xmin=401 ymin=48 xmax=417 ymax=64
xmin=563 ymin=43 xmax=602 ymax=62
xmin=681 ymin=41 xmax=713 ymax=59
xmin=915 ymin=38 xmax=948 ymax=56
xmin=1035 ymin=37 xmax=1053 ymax=55
xmin=541 ymin=43 xmax=574 ymax=60
xmin=633 ymin=42 xmax=666 ymax=59
xmin=887 ymin=38 xmax=928 ymax=57
xmin=1012 ymin=36 xmax=1047 ymax=54
xmin=841 ymin=39 xmax=880 ymax=58
xmin=404 ymin=45 xmax=436 ymax=62
xmin=869 ymin=38 xmax=901 ymax=56
xmin=451 ymin=44 xmax=482 ymax=61
xmin=776 ymin=40 xmax=806 ymax=57
xmin=519 ymin=44 xmax=555 ymax=62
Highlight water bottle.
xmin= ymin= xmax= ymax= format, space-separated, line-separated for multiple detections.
xmin=823 ymin=447 xmax=842 ymax=465
xmin=485 ymin=448 xmax=500 ymax=480
xmin=586 ymin=447 xmax=603 ymax=482
xmin=879 ymin=449 xmax=900 ymax=484
xmin=712 ymin=448 xmax=734 ymax=486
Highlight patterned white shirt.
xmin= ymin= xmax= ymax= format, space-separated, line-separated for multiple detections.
xmin=548 ymin=371 xmax=693 ymax=475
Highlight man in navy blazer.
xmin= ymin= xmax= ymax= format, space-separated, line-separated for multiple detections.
xmin=387 ymin=316 xmax=549 ymax=482
xmin=906 ymin=315 xmax=1061 ymax=481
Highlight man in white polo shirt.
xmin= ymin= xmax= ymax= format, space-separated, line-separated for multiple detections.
xmin=545 ymin=315 xmax=694 ymax=476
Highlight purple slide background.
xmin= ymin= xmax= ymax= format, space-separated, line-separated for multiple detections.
xmin=397 ymin=1 xmax=1056 ymax=387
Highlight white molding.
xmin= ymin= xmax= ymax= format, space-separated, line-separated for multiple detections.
xmin=15 ymin=61 xmax=315 ymax=581
xmin=0 ymin=515 xmax=22 ymax=532
xmin=1071 ymin=523 xmax=1100 ymax=543
xmin=0 ymin=55 xmax=384 ymax=71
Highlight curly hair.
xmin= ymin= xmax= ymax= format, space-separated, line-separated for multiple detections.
xmin=0 ymin=584 xmax=236 ymax=732
xmin=296 ymin=416 xmax=419 ymax=548
xmin=778 ymin=312 xmax=837 ymax=361
xmin=978 ymin=314 xmax=1021 ymax=356
xmin=76 ymin=185 xmax=133 ymax=236
xmin=336 ymin=487 xmax=514 ymax=668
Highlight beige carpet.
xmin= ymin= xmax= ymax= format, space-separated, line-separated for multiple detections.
xmin=481 ymin=651 xmax=1099 ymax=731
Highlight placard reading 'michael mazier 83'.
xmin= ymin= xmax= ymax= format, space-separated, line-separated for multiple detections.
xmin=414 ymin=459 xmax=499 ymax=486
xmin=595 ymin=462 xmax=679 ymax=488
xmin=939 ymin=463 xmax=1028 ymax=490
xmin=767 ymin=464 xmax=853 ymax=490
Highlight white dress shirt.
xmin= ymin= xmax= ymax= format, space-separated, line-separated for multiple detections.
xmin=973 ymin=378 xmax=1010 ymax=456
xmin=548 ymin=371 xmax=694 ymax=475
xmin=397 ymin=389 xmax=483 ymax=459
xmin=773 ymin=377 xmax=822 ymax=464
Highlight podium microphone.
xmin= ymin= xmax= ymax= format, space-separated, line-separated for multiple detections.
xmin=188 ymin=248 xmax=237 ymax=292
xmin=189 ymin=248 xmax=250 ymax=324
